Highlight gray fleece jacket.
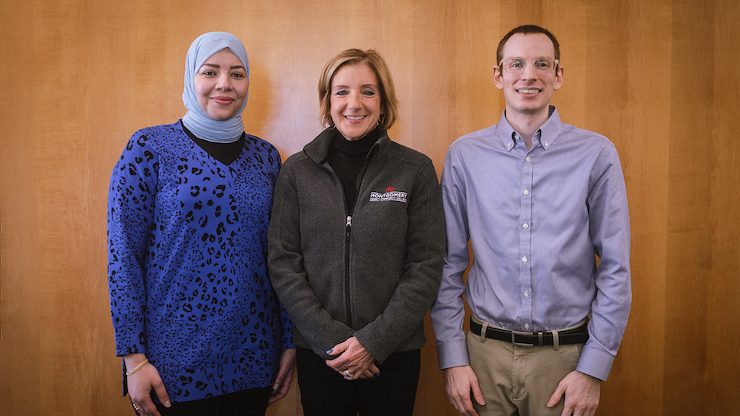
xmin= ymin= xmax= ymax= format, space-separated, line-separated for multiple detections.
xmin=268 ymin=128 xmax=445 ymax=363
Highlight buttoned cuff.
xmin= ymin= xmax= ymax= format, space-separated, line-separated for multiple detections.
xmin=575 ymin=344 xmax=615 ymax=381
xmin=436 ymin=339 xmax=470 ymax=370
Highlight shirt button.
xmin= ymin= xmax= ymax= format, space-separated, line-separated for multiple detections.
xmin=526 ymin=156 xmax=531 ymax=162
xmin=525 ymin=323 xmax=530 ymax=330
xmin=544 ymin=141 xmax=549 ymax=147
xmin=524 ymin=189 xmax=530 ymax=195
xmin=522 ymin=256 xmax=528 ymax=263
xmin=523 ymin=223 xmax=529 ymax=229
xmin=524 ymin=290 xmax=529 ymax=297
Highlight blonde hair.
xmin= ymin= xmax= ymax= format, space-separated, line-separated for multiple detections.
xmin=318 ymin=49 xmax=398 ymax=130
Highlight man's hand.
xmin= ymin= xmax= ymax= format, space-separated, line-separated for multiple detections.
xmin=547 ymin=371 xmax=600 ymax=416
xmin=444 ymin=365 xmax=485 ymax=416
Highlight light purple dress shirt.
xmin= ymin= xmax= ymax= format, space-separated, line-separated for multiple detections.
xmin=430 ymin=107 xmax=631 ymax=381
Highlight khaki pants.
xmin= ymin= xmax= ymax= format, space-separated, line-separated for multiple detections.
xmin=466 ymin=318 xmax=583 ymax=416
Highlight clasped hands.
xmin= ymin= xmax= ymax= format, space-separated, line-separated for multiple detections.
xmin=325 ymin=336 xmax=380 ymax=380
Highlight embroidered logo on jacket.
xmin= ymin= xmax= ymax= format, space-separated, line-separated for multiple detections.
xmin=370 ymin=186 xmax=408 ymax=203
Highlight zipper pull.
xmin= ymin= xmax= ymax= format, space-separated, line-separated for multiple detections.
xmin=346 ymin=216 xmax=352 ymax=227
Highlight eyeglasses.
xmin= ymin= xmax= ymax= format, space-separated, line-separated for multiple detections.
xmin=499 ymin=58 xmax=559 ymax=74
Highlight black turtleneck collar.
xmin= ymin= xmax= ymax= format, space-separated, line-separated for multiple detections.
xmin=330 ymin=126 xmax=381 ymax=155
xmin=327 ymin=126 xmax=382 ymax=213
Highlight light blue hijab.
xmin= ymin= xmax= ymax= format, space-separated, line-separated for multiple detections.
xmin=181 ymin=32 xmax=250 ymax=143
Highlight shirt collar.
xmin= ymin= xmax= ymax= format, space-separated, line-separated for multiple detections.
xmin=498 ymin=105 xmax=564 ymax=152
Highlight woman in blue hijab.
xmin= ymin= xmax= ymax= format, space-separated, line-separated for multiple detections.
xmin=107 ymin=32 xmax=295 ymax=416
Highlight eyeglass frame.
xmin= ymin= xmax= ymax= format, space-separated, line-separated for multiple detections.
xmin=497 ymin=58 xmax=560 ymax=74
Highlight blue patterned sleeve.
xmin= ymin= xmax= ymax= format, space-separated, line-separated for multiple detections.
xmin=107 ymin=131 xmax=159 ymax=356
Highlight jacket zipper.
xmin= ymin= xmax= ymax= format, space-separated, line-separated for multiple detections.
xmin=344 ymin=215 xmax=353 ymax=326
xmin=316 ymin=141 xmax=379 ymax=330
xmin=342 ymin=144 xmax=379 ymax=329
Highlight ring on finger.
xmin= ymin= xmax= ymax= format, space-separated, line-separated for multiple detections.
xmin=344 ymin=369 xmax=353 ymax=378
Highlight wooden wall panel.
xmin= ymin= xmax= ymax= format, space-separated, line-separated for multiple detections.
xmin=1 ymin=1 xmax=739 ymax=415
xmin=0 ymin=0 xmax=41 ymax=414
xmin=584 ymin=2 xmax=674 ymax=415
xmin=665 ymin=0 xmax=716 ymax=414
xmin=707 ymin=1 xmax=740 ymax=412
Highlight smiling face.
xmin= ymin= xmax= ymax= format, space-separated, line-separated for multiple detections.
xmin=329 ymin=62 xmax=383 ymax=141
xmin=494 ymin=33 xmax=563 ymax=125
xmin=194 ymin=48 xmax=249 ymax=121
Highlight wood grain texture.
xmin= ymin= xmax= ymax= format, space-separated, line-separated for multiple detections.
xmin=1 ymin=1 xmax=738 ymax=415
xmin=0 ymin=0 xmax=42 ymax=414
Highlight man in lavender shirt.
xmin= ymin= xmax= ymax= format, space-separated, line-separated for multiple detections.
xmin=430 ymin=25 xmax=631 ymax=416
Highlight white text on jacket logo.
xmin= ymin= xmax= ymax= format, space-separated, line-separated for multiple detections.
xmin=369 ymin=190 xmax=408 ymax=203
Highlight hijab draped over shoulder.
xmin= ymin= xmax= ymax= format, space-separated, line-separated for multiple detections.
xmin=181 ymin=31 xmax=250 ymax=143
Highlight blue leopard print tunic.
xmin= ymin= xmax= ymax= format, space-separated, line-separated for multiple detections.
xmin=107 ymin=121 xmax=293 ymax=402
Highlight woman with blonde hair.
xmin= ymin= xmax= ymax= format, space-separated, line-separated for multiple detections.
xmin=268 ymin=48 xmax=445 ymax=416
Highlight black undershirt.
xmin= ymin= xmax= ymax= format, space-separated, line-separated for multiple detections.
xmin=182 ymin=121 xmax=245 ymax=166
xmin=327 ymin=127 xmax=380 ymax=214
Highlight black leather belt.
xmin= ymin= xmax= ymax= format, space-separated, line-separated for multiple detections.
xmin=470 ymin=317 xmax=589 ymax=346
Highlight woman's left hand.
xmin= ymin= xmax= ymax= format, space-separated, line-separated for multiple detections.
xmin=325 ymin=337 xmax=379 ymax=380
xmin=268 ymin=348 xmax=297 ymax=406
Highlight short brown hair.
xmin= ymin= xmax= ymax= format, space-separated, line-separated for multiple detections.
xmin=496 ymin=25 xmax=560 ymax=65
xmin=318 ymin=49 xmax=398 ymax=130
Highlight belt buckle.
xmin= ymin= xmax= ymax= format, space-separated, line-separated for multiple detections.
xmin=510 ymin=330 xmax=535 ymax=346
